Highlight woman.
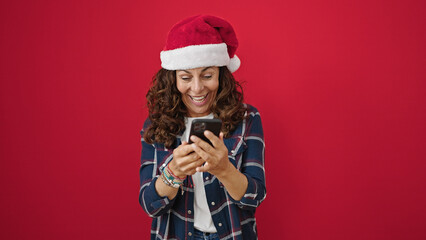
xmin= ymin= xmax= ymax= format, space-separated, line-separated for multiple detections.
xmin=139 ymin=15 xmax=266 ymax=240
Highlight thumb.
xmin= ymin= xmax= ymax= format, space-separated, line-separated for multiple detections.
xmin=196 ymin=162 xmax=211 ymax=173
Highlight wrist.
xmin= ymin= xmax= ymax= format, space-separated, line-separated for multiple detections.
xmin=216 ymin=161 xmax=235 ymax=180
xmin=161 ymin=165 xmax=185 ymax=189
xmin=168 ymin=161 xmax=186 ymax=179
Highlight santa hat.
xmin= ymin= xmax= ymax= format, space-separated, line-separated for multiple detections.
xmin=160 ymin=15 xmax=241 ymax=73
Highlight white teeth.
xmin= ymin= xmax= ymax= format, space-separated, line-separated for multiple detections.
xmin=191 ymin=95 xmax=206 ymax=102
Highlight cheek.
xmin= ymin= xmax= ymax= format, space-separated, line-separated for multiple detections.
xmin=176 ymin=81 xmax=186 ymax=95
xmin=212 ymin=79 xmax=219 ymax=93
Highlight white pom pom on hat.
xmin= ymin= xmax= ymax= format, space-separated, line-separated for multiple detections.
xmin=160 ymin=15 xmax=241 ymax=73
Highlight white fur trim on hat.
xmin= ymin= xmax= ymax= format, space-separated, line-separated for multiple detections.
xmin=161 ymin=43 xmax=239 ymax=72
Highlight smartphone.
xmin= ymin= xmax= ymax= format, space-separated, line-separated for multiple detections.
xmin=188 ymin=119 xmax=222 ymax=146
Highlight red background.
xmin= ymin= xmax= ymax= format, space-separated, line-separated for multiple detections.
xmin=1 ymin=0 xmax=425 ymax=239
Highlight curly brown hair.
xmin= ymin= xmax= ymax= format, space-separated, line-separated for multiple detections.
xmin=143 ymin=66 xmax=247 ymax=148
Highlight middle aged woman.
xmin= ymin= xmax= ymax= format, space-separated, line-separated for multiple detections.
xmin=139 ymin=15 xmax=266 ymax=240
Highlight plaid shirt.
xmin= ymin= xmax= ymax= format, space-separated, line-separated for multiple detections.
xmin=139 ymin=104 xmax=266 ymax=240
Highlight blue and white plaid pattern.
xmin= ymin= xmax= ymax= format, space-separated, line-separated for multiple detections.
xmin=139 ymin=104 xmax=266 ymax=240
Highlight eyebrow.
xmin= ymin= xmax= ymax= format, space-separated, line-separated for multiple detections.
xmin=182 ymin=67 xmax=212 ymax=74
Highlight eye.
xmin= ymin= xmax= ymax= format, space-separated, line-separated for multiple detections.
xmin=180 ymin=75 xmax=191 ymax=81
xmin=203 ymin=74 xmax=212 ymax=79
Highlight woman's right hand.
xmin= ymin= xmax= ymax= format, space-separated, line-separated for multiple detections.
xmin=168 ymin=141 xmax=205 ymax=178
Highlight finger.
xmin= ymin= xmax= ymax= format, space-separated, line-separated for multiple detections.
xmin=179 ymin=152 xmax=200 ymax=164
xmin=188 ymin=152 xmax=201 ymax=163
xmin=181 ymin=158 xmax=205 ymax=173
xmin=173 ymin=152 xmax=201 ymax=175
xmin=219 ymin=132 xmax=224 ymax=141
xmin=196 ymin=162 xmax=212 ymax=172
xmin=174 ymin=144 xmax=195 ymax=157
xmin=190 ymin=134 xmax=215 ymax=154
xmin=191 ymin=143 xmax=211 ymax=161
xmin=203 ymin=130 xmax=223 ymax=148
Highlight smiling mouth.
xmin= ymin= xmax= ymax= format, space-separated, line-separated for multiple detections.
xmin=189 ymin=94 xmax=208 ymax=103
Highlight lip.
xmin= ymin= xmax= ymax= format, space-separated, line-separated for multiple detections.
xmin=188 ymin=93 xmax=209 ymax=106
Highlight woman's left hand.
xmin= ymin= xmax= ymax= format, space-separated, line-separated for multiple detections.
xmin=190 ymin=131 xmax=231 ymax=178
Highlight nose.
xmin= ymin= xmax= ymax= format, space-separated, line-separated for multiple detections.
xmin=191 ymin=77 xmax=204 ymax=93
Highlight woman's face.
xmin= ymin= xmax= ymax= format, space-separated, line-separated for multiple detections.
xmin=176 ymin=66 xmax=220 ymax=117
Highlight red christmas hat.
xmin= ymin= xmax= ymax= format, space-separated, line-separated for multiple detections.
xmin=160 ymin=15 xmax=241 ymax=73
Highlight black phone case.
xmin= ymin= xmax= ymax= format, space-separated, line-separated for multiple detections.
xmin=188 ymin=119 xmax=222 ymax=146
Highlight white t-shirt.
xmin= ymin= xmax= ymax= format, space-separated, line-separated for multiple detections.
xmin=183 ymin=113 xmax=217 ymax=233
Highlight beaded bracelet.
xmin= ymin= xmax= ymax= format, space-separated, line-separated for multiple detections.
xmin=163 ymin=169 xmax=184 ymax=186
xmin=166 ymin=165 xmax=185 ymax=181
xmin=160 ymin=171 xmax=180 ymax=188
xmin=160 ymin=165 xmax=184 ymax=188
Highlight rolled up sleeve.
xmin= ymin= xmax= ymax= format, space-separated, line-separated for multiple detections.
xmin=138 ymin=125 xmax=176 ymax=217
xmin=231 ymin=108 xmax=267 ymax=210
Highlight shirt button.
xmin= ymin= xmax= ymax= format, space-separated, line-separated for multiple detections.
xmin=218 ymin=223 xmax=222 ymax=227
xmin=188 ymin=232 xmax=192 ymax=236
xmin=211 ymin=202 xmax=215 ymax=206
xmin=188 ymin=210 xmax=192 ymax=214
xmin=205 ymin=176 xmax=209 ymax=180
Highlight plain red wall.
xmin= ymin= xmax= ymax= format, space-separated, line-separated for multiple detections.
xmin=1 ymin=0 xmax=425 ymax=239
